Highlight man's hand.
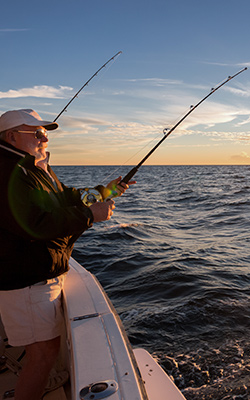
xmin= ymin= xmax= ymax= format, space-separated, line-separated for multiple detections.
xmin=106 ymin=176 xmax=136 ymax=198
xmin=90 ymin=199 xmax=115 ymax=222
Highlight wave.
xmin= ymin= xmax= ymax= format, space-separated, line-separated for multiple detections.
xmin=54 ymin=165 xmax=250 ymax=399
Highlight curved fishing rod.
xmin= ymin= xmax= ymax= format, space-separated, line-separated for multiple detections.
xmin=119 ymin=67 xmax=247 ymax=185
xmin=53 ymin=51 xmax=122 ymax=122
xmin=84 ymin=67 xmax=247 ymax=205
xmin=59 ymin=65 xmax=247 ymax=205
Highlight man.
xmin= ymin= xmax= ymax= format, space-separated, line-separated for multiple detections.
xmin=0 ymin=109 xmax=135 ymax=400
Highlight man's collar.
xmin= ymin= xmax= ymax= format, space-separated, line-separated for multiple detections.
xmin=0 ymin=139 xmax=35 ymax=165
xmin=0 ymin=139 xmax=26 ymax=157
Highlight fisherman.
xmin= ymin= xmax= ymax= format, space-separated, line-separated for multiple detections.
xmin=0 ymin=109 xmax=135 ymax=400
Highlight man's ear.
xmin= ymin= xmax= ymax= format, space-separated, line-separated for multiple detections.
xmin=5 ymin=130 xmax=16 ymax=145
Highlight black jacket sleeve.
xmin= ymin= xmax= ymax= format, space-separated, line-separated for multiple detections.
xmin=7 ymin=164 xmax=94 ymax=241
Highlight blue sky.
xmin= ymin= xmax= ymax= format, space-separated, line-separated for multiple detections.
xmin=1 ymin=0 xmax=250 ymax=165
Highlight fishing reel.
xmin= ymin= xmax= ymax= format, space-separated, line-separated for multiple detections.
xmin=79 ymin=185 xmax=113 ymax=207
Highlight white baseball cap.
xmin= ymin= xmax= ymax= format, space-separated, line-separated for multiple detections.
xmin=0 ymin=109 xmax=58 ymax=132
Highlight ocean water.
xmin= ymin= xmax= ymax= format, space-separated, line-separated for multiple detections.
xmin=53 ymin=165 xmax=250 ymax=400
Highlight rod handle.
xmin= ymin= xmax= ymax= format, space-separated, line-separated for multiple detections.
xmin=95 ymin=166 xmax=139 ymax=202
xmin=120 ymin=166 xmax=139 ymax=184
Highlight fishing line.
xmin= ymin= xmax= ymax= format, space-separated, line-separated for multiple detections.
xmin=118 ymin=67 xmax=248 ymax=185
xmin=101 ymin=127 xmax=174 ymax=184
xmin=91 ymin=67 xmax=248 ymax=203
xmin=100 ymin=136 xmax=159 ymax=184
xmin=100 ymin=102 xmax=215 ymax=185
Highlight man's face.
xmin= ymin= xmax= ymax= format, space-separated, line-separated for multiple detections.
xmin=11 ymin=124 xmax=49 ymax=163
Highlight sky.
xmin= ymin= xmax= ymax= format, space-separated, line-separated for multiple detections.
xmin=1 ymin=0 xmax=250 ymax=166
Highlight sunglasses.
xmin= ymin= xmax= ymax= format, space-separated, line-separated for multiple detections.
xmin=15 ymin=128 xmax=48 ymax=139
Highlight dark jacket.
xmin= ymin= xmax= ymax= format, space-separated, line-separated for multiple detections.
xmin=0 ymin=140 xmax=94 ymax=290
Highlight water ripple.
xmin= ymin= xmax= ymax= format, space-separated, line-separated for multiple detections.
xmin=54 ymin=165 xmax=250 ymax=399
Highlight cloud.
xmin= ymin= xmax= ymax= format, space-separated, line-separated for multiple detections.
xmin=120 ymin=77 xmax=208 ymax=93
xmin=58 ymin=114 xmax=111 ymax=129
xmin=231 ymin=152 xmax=250 ymax=162
xmin=186 ymin=129 xmax=250 ymax=142
xmin=1 ymin=76 xmax=248 ymax=146
xmin=0 ymin=28 xmax=29 ymax=32
xmin=202 ymin=61 xmax=250 ymax=68
xmin=0 ymin=85 xmax=73 ymax=99
xmin=236 ymin=116 xmax=250 ymax=126
xmin=106 ymin=75 xmax=250 ymax=131
xmin=238 ymin=62 xmax=250 ymax=67
xmin=124 ymin=78 xmax=183 ymax=87
xmin=156 ymin=100 xmax=249 ymax=135
xmin=223 ymin=82 xmax=250 ymax=98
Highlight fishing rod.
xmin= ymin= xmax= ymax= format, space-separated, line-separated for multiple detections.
xmin=53 ymin=51 xmax=122 ymax=122
xmin=119 ymin=67 xmax=247 ymax=185
xmin=53 ymin=58 xmax=246 ymax=205
xmin=81 ymin=66 xmax=247 ymax=205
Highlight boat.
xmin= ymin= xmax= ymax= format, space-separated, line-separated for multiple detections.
xmin=0 ymin=257 xmax=186 ymax=400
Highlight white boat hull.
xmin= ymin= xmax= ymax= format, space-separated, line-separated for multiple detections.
xmin=63 ymin=257 xmax=186 ymax=400
xmin=63 ymin=257 xmax=148 ymax=399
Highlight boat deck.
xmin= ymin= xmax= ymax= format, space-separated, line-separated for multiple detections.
xmin=44 ymin=387 xmax=68 ymax=400
xmin=0 ymin=347 xmax=69 ymax=400
xmin=0 ymin=373 xmax=67 ymax=399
